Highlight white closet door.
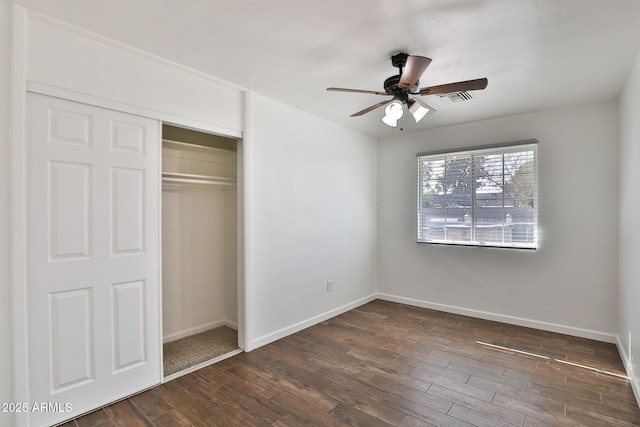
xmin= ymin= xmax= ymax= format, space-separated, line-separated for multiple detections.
xmin=26 ymin=93 xmax=161 ymax=427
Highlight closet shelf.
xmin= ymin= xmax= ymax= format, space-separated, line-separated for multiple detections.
xmin=163 ymin=139 xmax=236 ymax=156
xmin=162 ymin=172 xmax=236 ymax=187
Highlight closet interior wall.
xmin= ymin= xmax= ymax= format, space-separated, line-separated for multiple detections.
xmin=161 ymin=125 xmax=238 ymax=344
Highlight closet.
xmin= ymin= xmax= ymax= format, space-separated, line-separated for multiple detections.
xmin=161 ymin=124 xmax=241 ymax=379
xmin=16 ymin=9 xmax=247 ymax=425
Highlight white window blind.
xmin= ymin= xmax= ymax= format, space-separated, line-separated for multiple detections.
xmin=417 ymin=141 xmax=538 ymax=249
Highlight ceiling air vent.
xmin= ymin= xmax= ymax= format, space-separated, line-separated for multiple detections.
xmin=437 ymin=91 xmax=475 ymax=104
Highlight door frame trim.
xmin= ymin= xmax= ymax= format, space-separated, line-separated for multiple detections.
xmin=10 ymin=6 xmax=30 ymax=427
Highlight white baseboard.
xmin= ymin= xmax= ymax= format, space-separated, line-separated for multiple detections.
xmin=250 ymin=294 xmax=377 ymax=350
xmin=377 ymin=293 xmax=618 ymax=344
xmin=163 ymin=319 xmax=238 ymax=344
xmin=616 ymin=335 xmax=640 ymax=407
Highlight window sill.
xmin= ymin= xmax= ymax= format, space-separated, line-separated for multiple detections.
xmin=417 ymin=240 xmax=538 ymax=251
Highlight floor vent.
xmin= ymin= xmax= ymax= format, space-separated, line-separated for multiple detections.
xmin=437 ymin=91 xmax=475 ymax=104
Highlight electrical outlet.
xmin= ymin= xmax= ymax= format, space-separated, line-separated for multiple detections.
xmin=326 ymin=280 xmax=333 ymax=292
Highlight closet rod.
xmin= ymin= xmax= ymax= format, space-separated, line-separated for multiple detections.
xmin=162 ymin=172 xmax=236 ymax=183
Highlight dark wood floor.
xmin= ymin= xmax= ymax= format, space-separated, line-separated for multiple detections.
xmin=62 ymin=300 xmax=640 ymax=427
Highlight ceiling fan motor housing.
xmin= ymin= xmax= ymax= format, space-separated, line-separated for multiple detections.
xmin=384 ymin=75 xmax=401 ymax=94
xmin=384 ymin=75 xmax=416 ymax=102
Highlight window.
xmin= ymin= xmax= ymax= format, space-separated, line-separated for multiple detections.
xmin=417 ymin=140 xmax=538 ymax=249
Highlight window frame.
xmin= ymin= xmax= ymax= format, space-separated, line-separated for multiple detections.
xmin=416 ymin=139 xmax=538 ymax=250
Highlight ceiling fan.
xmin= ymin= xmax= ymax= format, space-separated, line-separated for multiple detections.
xmin=327 ymin=52 xmax=488 ymax=127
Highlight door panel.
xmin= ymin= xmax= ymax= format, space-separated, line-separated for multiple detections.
xmin=27 ymin=93 xmax=161 ymax=427
xmin=112 ymin=280 xmax=147 ymax=372
xmin=50 ymin=288 xmax=93 ymax=391
xmin=111 ymin=167 xmax=145 ymax=255
xmin=49 ymin=161 xmax=91 ymax=260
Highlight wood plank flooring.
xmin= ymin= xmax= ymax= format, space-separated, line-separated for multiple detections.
xmin=61 ymin=300 xmax=640 ymax=426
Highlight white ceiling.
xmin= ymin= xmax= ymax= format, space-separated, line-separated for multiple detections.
xmin=11 ymin=0 xmax=640 ymax=138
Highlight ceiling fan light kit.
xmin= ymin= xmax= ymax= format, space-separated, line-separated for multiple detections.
xmin=327 ymin=52 xmax=488 ymax=128
xmin=381 ymin=100 xmax=404 ymax=127
xmin=408 ymin=98 xmax=432 ymax=123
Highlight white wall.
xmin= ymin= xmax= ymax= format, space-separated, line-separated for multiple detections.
xmin=378 ymin=102 xmax=620 ymax=340
xmin=162 ymin=187 xmax=234 ymax=341
xmin=25 ymin=11 xmax=244 ymax=137
xmin=245 ymin=93 xmax=378 ymax=349
xmin=0 ymin=2 xmax=13 ymax=427
xmin=619 ymin=51 xmax=640 ymax=398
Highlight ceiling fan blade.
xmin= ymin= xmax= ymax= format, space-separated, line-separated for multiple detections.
xmin=351 ymin=100 xmax=392 ymax=117
xmin=327 ymin=87 xmax=388 ymax=95
xmin=398 ymin=55 xmax=432 ymax=89
xmin=419 ymin=78 xmax=488 ymax=95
